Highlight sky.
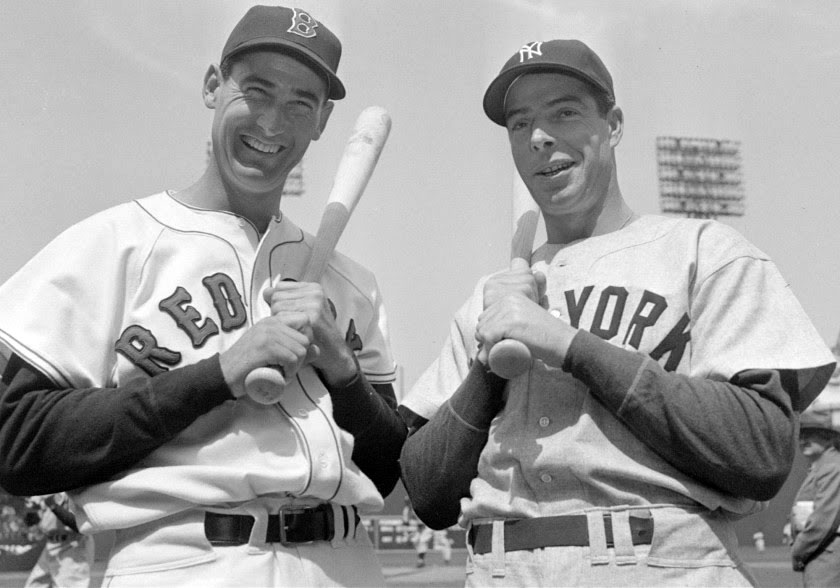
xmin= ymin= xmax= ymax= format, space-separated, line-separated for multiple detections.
xmin=1 ymin=0 xmax=840 ymax=397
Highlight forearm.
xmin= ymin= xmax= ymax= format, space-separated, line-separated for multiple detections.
xmin=565 ymin=330 xmax=796 ymax=500
xmin=0 ymin=354 xmax=232 ymax=495
xmin=328 ymin=371 xmax=407 ymax=498
xmin=399 ymin=361 xmax=506 ymax=529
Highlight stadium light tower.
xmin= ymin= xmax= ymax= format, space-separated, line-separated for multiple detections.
xmin=656 ymin=136 xmax=745 ymax=219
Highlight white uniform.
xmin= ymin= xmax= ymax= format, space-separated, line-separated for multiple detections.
xmin=0 ymin=191 xmax=396 ymax=583
xmin=402 ymin=215 xmax=834 ymax=585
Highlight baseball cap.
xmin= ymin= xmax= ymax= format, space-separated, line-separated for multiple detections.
xmin=799 ymin=408 xmax=840 ymax=435
xmin=221 ymin=5 xmax=345 ymax=100
xmin=483 ymin=39 xmax=614 ymax=126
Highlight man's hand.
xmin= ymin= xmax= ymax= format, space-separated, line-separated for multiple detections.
xmin=264 ymin=280 xmax=358 ymax=386
xmin=477 ymin=258 xmax=575 ymax=368
xmin=220 ymin=313 xmax=313 ymax=398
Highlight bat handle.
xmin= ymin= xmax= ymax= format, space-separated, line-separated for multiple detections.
xmin=245 ymin=366 xmax=288 ymax=404
xmin=488 ymin=339 xmax=533 ymax=379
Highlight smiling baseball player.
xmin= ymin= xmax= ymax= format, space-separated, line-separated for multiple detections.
xmin=0 ymin=6 xmax=404 ymax=587
xmin=398 ymin=39 xmax=836 ymax=586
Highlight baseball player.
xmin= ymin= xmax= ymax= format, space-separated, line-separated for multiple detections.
xmin=398 ymin=39 xmax=836 ymax=586
xmin=790 ymin=408 xmax=840 ymax=586
xmin=23 ymin=493 xmax=94 ymax=588
xmin=0 ymin=6 xmax=405 ymax=587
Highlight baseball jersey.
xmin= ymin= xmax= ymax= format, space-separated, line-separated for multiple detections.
xmin=402 ymin=215 xmax=834 ymax=522
xmin=0 ymin=191 xmax=396 ymax=532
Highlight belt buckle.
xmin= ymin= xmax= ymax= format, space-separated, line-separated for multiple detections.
xmin=277 ymin=506 xmax=307 ymax=546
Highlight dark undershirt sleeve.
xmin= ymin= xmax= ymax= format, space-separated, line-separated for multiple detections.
xmin=327 ymin=369 xmax=407 ymax=498
xmin=399 ymin=361 xmax=506 ymax=529
xmin=0 ymin=353 xmax=232 ymax=495
xmin=0 ymin=352 xmax=407 ymax=500
xmin=564 ymin=329 xmax=797 ymax=500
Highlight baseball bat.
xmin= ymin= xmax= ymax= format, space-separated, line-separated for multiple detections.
xmin=487 ymin=172 xmax=539 ymax=379
xmin=245 ymin=106 xmax=392 ymax=404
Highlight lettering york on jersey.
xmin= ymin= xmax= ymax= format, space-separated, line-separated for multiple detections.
xmin=114 ymin=272 xmax=361 ymax=376
xmin=560 ymin=284 xmax=691 ymax=372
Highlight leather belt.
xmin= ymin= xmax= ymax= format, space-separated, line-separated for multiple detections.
xmin=205 ymin=505 xmax=355 ymax=546
xmin=469 ymin=513 xmax=654 ymax=555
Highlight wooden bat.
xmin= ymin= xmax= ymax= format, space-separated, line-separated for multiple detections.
xmin=487 ymin=172 xmax=540 ymax=379
xmin=245 ymin=106 xmax=392 ymax=404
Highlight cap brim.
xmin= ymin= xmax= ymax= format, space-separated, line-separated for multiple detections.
xmin=226 ymin=38 xmax=345 ymax=100
xmin=483 ymin=63 xmax=610 ymax=126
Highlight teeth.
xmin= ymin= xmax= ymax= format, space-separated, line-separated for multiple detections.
xmin=540 ymin=161 xmax=573 ymax=175
xmin=243 ymin=136 xmax=281 ymax=154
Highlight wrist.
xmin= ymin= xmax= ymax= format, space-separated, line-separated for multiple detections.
xmin=314 ymin=345 xmax=359 ymax=388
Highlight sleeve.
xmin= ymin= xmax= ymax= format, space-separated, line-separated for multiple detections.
xmin=327 ymin=363 xmax=406 ymax=497
xmin=564 ymin=330 xmax=796 ymax=499
xmin=356 ymin=275 xmax=397 ymax=387
xmin=0 ymin=210 xmax=143 ymax=389
xmin=0 ymin=353 xmax=232 ymax=496
xmin=792 ymin=458 xmax=840 ymax=567
xmin=399 ymin=288 xmax=484 ymax=419
xmin=689 ymin=228 xmax=835 ymax=411
xmin=400 ymin=361 xmax=506 ymax=529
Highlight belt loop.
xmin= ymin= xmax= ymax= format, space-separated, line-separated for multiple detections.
xmin=243 ymin=503 xmax=269 ymax=554
xmin=610 ymin=510 xmax=637 ymax=565
xmin=464 ymin=521 xmax=475 ymax=576
xmin=586 ymin=511 xmax=609 ymax=565
xmin=330 ymin=504 xmax=346 ymax=548
xmin=491 ymin=520 xmax=506 ymax=578
xmin=349 ymin=506 xmax=359 ymax=542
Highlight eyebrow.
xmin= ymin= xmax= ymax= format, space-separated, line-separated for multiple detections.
xmin=505 ymin=94 xmax=587 ymax=121
xmin=240 ymin=74 xmax=321 ymax=104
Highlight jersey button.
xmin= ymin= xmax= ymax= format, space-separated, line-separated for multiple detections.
xmin=540 ymin=473 xmax=552 ymax=484
xmin=297 ymin=409 xmax=307 ymax=417
xmin=549 ymin=309 xmax=562 ymax=319
xmin=538 ymin=416 xmax=550 ymax=428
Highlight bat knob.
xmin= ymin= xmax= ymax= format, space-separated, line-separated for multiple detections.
xmin=488 ymin=339 xmax=532 ymax=379
xmin=244 ymin=366 xmax=288 ymax=404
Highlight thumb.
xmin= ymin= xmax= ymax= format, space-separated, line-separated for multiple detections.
xmin=510 ymin=257 xmax=531 ymax=272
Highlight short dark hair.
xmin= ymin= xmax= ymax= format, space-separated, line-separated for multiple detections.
xmin=575 ymin=75 xmax=615 ymax=118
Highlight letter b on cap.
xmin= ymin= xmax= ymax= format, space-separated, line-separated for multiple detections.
xmin=288 ymin=8 xmax=319 ymax=38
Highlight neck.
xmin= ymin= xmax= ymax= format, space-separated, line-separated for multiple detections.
xmin=173 ymin=163 xmax=284 ymax=234
xmin=544 ymin=177 xmax=635 ymax=245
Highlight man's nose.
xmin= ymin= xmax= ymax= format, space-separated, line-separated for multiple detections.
xmin=530 ymin=127 xmax=555 ymax=152
xmin=257 ymin=106 xmax=287 ymax=135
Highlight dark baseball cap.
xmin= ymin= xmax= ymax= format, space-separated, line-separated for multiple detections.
xmin=799 ymin=408 xmax=840 ymax=435
xmin=483 ymin=39 xmax=614 ymax=126
xmin=221 ymin=5 xmax=345 ymax=100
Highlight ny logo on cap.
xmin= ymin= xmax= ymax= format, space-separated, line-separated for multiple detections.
xmin=288 ymin=8 xmax=319 ymax=38
xmin=519 ymin=41 xmax=543 ymax=62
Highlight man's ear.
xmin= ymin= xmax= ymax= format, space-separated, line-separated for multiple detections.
xmin=312 ymin=101 xmax=335 ymax=141
xmin=607 ymin=106 xmax=623 ymax=148
xmin=203 ymin=64 xmax=222 ymax=110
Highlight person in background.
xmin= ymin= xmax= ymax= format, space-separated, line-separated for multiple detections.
xmin=791 ymin=408 xmax=840 ymax=587
xmin=24 ymin=493 xmax=94 ymax=588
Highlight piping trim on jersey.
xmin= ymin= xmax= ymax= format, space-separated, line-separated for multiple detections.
xmin=272 ymin=400 xmax=313 ymax=497
xmin=0 ymin=330 xmax=73 ymax=388
xmin=298 ymin=372 xmax=344 ymax=501
xmin=132 ymin=199 xmax=251 ymax=309
xmin=162 ymin=190 xmax=282 ymax=235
